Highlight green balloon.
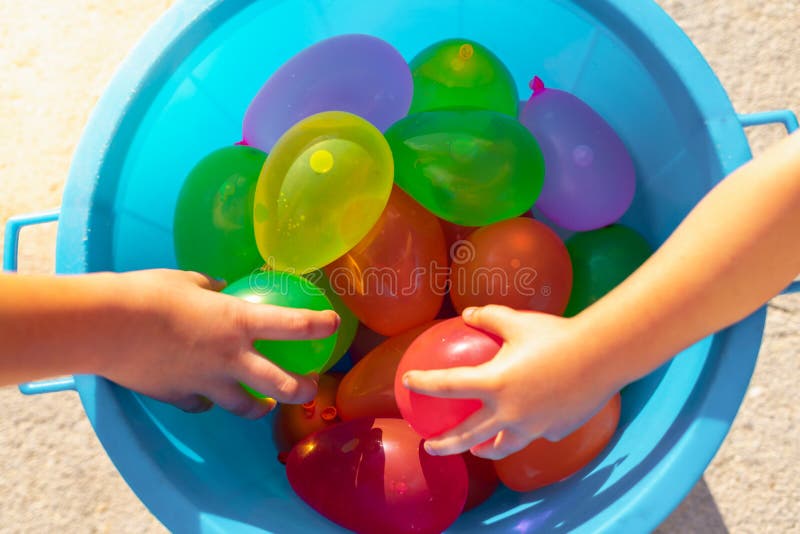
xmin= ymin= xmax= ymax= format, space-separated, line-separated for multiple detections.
xmin=173 ymin=146 xmax=267 ymax=283
xmin=409 ymin=39 xmax=518 ymax=116
xmin=223 ymin=271 xmax=337 ymax=396
xmin=385 ymin=109 xmax=545 ymax=226
xmin=565 ymin=225 xmax=653 ymax=317
xmin=305 ymin=270 xmax=359 ymax=371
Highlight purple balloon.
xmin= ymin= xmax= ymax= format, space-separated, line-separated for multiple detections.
xmin=242 ymin=34 xmax=413 ymax=152
xmin=519 ymin=77 xmax=636 ymax=231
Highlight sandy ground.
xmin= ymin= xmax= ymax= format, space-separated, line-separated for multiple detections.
xmin=0 ymin=1 xmax=797 ymax=532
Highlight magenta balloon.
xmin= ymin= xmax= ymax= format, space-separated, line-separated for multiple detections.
xmin=520 ymin=77 xmax=636 ymax=231
xmin=242 ymin=34 xmax=413 ymax=152
xmin=287 ymin=418 xmax=468 ymax=534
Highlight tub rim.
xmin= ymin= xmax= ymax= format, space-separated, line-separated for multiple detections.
xmin=55 ymin=0 xmax=764 ymax=532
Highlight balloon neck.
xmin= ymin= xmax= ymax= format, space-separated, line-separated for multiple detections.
xmin=235 ymin=139 xmax=249 ymax=146
xmin=458 ymin=43 xmax=474 ymax=60
xmin=277 ymin=451 xmax=289 ymax=465
xmin=529 ymin=76 xmax=546 ymax=96
xmin=320 ymin=406 xmax=339 ymax=422
xmin=302 ymin=400 xmax=316 ymax=418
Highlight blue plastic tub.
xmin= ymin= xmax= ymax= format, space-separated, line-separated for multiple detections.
xmin=5 ymin=0 xmax=798 ymax=532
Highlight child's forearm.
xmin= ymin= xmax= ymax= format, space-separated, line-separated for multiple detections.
xmin=578 ymin=131 xmax=800 ymax=390
xmin=0 ymin=273 xmax=124 ymax=385
xmin=0 ymin=268 xmax=337 ymax=415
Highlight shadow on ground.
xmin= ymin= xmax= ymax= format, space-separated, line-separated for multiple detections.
xmin=658 ymin=478 xmax=728 ymax=534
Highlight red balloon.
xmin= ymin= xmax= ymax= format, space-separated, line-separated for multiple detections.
xmin=450 ymin=217 xmax=572 ymax=315
xmin=325 ymin=187 xmax=447 ymax=336
xmin=395 ymin=318 xmax=501 ymax=438
xmin=463 ymin=453 xmax=500 ymax=511
xmin=287 ymin=418 xmax=468 ymax=534
xmin=494 ymin=393 xmax=621 ymax=492
xmin=273 ymin=374 xmax=341 ymax=453
xmin=337 ymin=323 xmax=437 ymax=421
xmin=440 ymin=215 xmax=535 ymax=263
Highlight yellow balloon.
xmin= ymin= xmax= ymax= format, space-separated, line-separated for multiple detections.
xmin=253 ymin=111 xmax=394 ymax=273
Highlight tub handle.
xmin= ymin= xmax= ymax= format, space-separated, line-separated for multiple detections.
xmin=738 ymin=110 xmax=798 ymax=135
xmin=3 ymin=208 xmax=76 ymax=394
xmin=738 ymin=110 xmax=799 ymax=295
xmin=3 ymin=209 xmax=61 ymax=272
xmin=18 ymin=377 xmax=77 ymax=395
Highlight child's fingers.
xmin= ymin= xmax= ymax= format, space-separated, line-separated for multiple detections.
xmin=422 ymin=409 xmax=499 ymax=456
xmin=471 ymin=429 xmax=533 ymax=460
xmin=542 ymin=427 xmax=574 ymax=443
xmin=209 ymin=381 xmax=278 ymax=419
xmin=233 ymin=350 xmax=318 ymax=404
xmin=402 ymin=365 xmax=491 ymax=399
xmin=183 ymin=270 xmax=227 ymax=292
xmin=171 ymin=394 xmax=214 ymax=414
xmin=461 ymin=304 xmax=521 ymax=337
xmin=243 ymin=305 xmax=340 ymax=341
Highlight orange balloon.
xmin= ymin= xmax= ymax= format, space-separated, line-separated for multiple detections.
xmin=336 ymin=322 xmax=436 ymax=421
xmin=450 ymin=217 xmax=572 ymax=315
xmin=325 ymin=187 xmax=447 ymax=336
xmin=494 ymin=393 xmax=621 ymax=492
xmin=273 ymin=374 xmax=341 ymax=453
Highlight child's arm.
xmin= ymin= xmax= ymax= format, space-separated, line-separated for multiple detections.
xmin=0 ymin=269 xmax=339 ymax=418
xmin=405 ymin=130 xmax=800 ymax=460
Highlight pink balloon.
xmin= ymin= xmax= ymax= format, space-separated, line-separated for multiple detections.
xmin=242 ymin=34 xmax=413 ymax=152
xmin=287 ymin=418 xmax=468 ymax=534
xmin=394 ymin=318 xmax=501 ymax=438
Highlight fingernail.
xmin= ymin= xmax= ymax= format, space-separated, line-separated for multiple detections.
xmin=332 ymin=313 xmax=341 ymax=330
xmin=424 ymin=442 xmax=437 ymax=455
xmin=309 ymin=372 xmax=320 ymax=386
xmin=402 ymin=372 xmax=412 ymax=388
xmin=463 ymin=307 xmax=477 ymax=319
xmin=265 ymin=398 xmax=278 ymax=412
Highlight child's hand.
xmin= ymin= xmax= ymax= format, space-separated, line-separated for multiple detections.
xmin=98 ymin=269 xmax=340 ymax=419
xmin=403 ymin=305 xmax=619 ymax=460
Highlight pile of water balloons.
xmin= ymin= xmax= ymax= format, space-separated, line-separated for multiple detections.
xmin=173 ymin=33 xmax=653 ymax=533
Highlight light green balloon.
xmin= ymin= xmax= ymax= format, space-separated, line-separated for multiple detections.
xmin=305 ymin=271 xmax=359 ymax=371
xmin=385 ymin=110 xmax=545 ymax=226
xmin=173 ymin=146 xmax=267 ymax=282
xmin=409 ymin=39 xmax=519 ymax=116
xmin=223 ymin=271 xmax=337 ymax=397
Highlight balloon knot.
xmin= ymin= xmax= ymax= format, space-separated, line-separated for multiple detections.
xmin=320 ymin=406 xmax=339 ymax=422
xmin=529 ymin=76 xmax=546 ymax=95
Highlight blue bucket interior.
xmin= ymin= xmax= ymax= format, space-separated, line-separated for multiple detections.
xmin=57 ymin=0 xmax=766 ymax=532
